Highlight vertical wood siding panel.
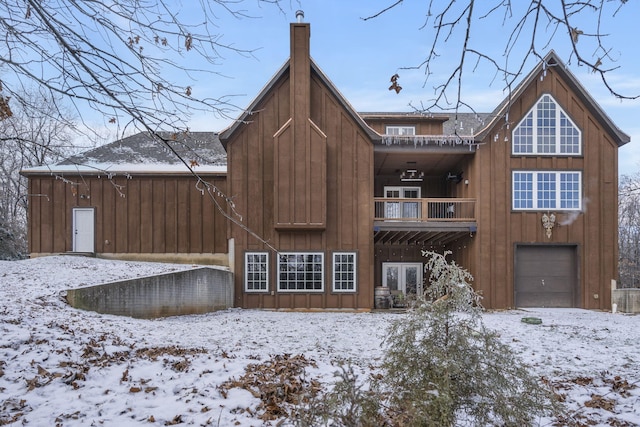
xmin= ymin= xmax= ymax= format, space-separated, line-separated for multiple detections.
xmin=92 ymin=179 xmax=102 ymax=253
xmin=356 ymin=133 xmax=374 ymax=308
xmin=52 ymin=179 xmax=68 ymax=252
xmin=140 ymin=179 xmax=153 ymax=253
xmin=164 ymin=179 xmax=177 ymax=253
xmin=152 ymin=179 xmax=165 ymax=253
xmin=247 ymin=114 xmax=264 ymax=249
xmin=323 ymin=94 xmax=338 ymax=247
xmin=308 ymin=123 xmax=327 ymax=225
xmin=127 ymin=180 xmax=141 ymax=252
xmin=176 ymin=179 xmax=189 ymax=253
xmin=262 ymin=94 xmax=277 ymax=249
xmin=494 ymin=126 xmax=510 ymax=307
xmin=114 ymin=178 xmax=127 ymax=252
xmin=585 ymin=117 xmax=601 ymax=307
xmin=189 ymin=181 xmax=203 ymax=253
xmin=213 ymin=177 xmax=229 ymax=253
xmin=201 ymin=182 xmax=214 ymax=254
xmin=274 ymin=123 xmax=293 ymax=226
xmin=101 ymin=178 xmax=114 ymax=253
xmin=476 ymin=135 xmax=494 ymax=306
xmin=341 ymin=113 xmax=355 ymax=247
xmin=232 ymin=128 xmax=249 ymax=308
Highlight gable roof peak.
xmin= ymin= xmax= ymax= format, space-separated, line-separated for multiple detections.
xmin=476 ymin=50 xmax=629 ymax=146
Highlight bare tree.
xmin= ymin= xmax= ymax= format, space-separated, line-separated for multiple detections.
xmin=0 ymin=1 xmax=287 ymax=135
xmin=364 ymin=1 xmax=637 ymax=117
xmin=0 ymin=89 xmax=78 ymax=259
xmin=0 ymin=0 xmax=289 ymax=252
xmin=619 ymin=174 xmax=640 ymax=288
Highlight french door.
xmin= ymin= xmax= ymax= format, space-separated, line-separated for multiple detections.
xmin=384 ymin=186 xmax=421 ymax=219
xmin=382 ymin=262 xmax=423 ymax=296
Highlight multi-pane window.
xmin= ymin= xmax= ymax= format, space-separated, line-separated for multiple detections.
xmin=560 ymin=172 xmax=581 ymax=209
xmin=245 ymin=252 xmax=269 ymax=292
xmin=278 ymin=253 xmax=324 ymax=291
xmin=512 ymin=94 xmax=581 ymax=155
xmin=513 ymin=172 xmax=533 ymax=209
xmin=333 ymin=252 xmax=356 ymax=292
xmin=385 ymin=125 xmax=416 ymax=136
xmin=512 ymin=171 xmax=582 ymax=211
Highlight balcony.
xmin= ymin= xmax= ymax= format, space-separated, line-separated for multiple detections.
xmin=373 ymin=198 xmax=477 ymax=245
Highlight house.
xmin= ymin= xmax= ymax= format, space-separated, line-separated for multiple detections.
xmin=22 ymin=18 xmax=630 ymax=311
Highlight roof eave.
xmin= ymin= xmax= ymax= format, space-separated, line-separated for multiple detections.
xmin=218 ymin=58 xmax=382 ymax=147
xmin=218 ymin=60 xmax=291 ymax=149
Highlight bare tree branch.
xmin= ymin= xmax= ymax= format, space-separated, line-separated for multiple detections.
xmin=365 ymin=0 xmax=638 ymax=120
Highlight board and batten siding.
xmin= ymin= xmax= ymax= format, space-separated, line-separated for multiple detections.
xmin=470 ymin=66 xmax=618 ymax=310
xmin=226 ymin=68 xmax=374 ymax=310
xmin=26 ymin=174 xmax=228 ymax=261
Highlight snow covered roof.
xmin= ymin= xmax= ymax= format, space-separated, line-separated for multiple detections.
xmin=22 ymin=131 xmax=227 ymax=176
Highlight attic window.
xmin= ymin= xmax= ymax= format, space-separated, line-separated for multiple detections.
xmin=385 ymin=125 xmax=415 ymax=136
xmin=512 ymin=94 xmax=581 ymax=155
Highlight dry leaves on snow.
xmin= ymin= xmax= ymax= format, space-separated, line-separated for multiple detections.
xmin=218 ymin=353 xmax=322 ymax=421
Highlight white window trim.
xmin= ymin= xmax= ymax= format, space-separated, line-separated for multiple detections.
xmin=512 ymin=94 xmax=582 ymax=156
xmin=277 ymin=252 xmax=325 ymax=292
xmin=245 ymin=252 xmax=269 ymax=292
xmin=383 ymin=186 xmax=421 ymax=198
xmin=332 ymin=252 xmax=357 ymax=293
xmin=385 ymin=125 xmax=416 ymax=136
xmin=512 ymin=170 xmax=582 ymax=211
xmin=382 ymin=262 xmax=423 ymax=296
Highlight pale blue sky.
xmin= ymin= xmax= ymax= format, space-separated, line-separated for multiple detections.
xmin=161 ymin=1 xmax=640 ymax=175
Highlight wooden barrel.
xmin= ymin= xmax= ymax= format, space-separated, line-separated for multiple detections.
xmin=374 ymin=286 xmax=391 ymax=309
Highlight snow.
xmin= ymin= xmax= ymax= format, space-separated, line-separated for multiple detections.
xmin=1 ymin=255 xmax=639 ymax=426
xmin=20 ymin=163 xmax=227 ymax=175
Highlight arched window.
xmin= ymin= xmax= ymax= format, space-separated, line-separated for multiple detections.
xmin=512 ymin=94 xmax=581 ymax=155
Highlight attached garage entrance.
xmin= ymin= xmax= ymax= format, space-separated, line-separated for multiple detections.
xmin=514 ymin=245 xmax=579 ymax=307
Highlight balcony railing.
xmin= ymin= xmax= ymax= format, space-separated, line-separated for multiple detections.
xmin=374 ymin=198 xmax=476 ymax=222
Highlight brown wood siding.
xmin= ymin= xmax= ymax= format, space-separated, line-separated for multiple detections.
xmin=273 ymin=119 xmax=327 ymax=229
xmin=26 ymin=174 xmax=228 ymax=257
xmin=227 ymin=68 xmax=374 ymax=310
xmin=471 ymin=67 xmax=619 ymax=309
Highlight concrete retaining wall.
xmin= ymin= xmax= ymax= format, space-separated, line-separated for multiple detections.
xmin=611 ymin=289 xmax=640 ymax=314
xmin=66 ymin=267 xmax=233 ymax=319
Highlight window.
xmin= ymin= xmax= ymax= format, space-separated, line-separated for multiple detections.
xmin=278 ymin=253 xmax=324 ymax=291
xmin=333 ymin=252 xmax=356 ymax=292
xmin=245 ymin=252 xmax=269 ymax=292
xmin=385 ymin=125 xmax=415 ymax=136
xmin=512 ymin=171 xmax=582 ymax=211
xmin=512 ymin=94 xmax=581 ymax=155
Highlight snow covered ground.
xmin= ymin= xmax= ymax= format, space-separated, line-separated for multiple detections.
xmin=0 ymin=255 xmax=639 ymax=426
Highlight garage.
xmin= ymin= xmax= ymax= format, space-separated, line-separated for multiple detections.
xmin=514 ymin=245 xmax=579 ymax=307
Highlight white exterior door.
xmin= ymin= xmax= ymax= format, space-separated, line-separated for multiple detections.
xmin=73 ymin=208 xmax=95 ymax=253
xmin=382 ymin=262 xmax=423 ymax=296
